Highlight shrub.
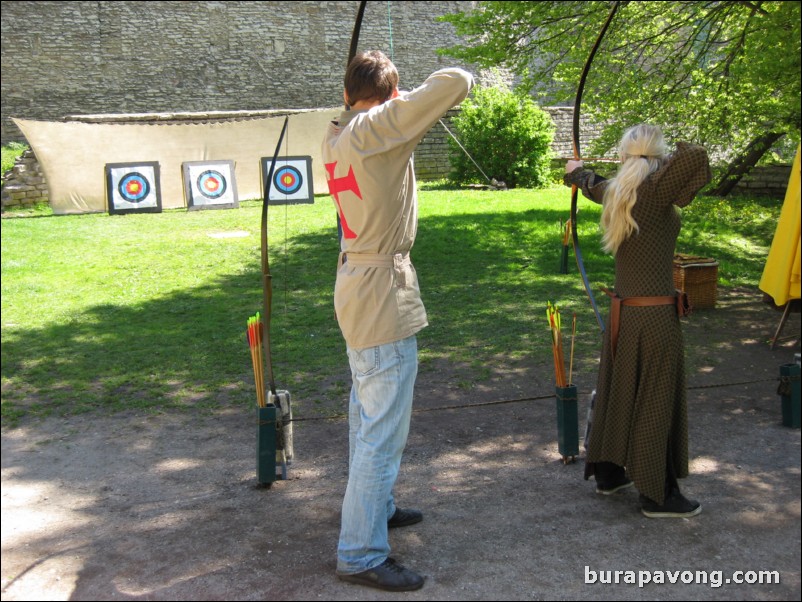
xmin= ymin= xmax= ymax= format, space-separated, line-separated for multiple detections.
xmin=448 ymin=83 xmax=554 ymax=188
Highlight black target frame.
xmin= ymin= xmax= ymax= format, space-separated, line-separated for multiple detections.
xmin=260 ymin=155 xmax=314 ymax=205
xmin=105 ymin=161 xmax=162 ymax=215
xmin=182 ymin=160 xmax=239 ymax=211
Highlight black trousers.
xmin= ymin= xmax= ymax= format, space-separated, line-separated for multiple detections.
xmin=593 ymin=439 xmax=679 ymax=501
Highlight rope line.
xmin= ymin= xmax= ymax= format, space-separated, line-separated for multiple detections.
xmin=283 ymin=376 xmax=781 ymax=423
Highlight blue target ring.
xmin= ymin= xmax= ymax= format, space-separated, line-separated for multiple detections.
xmin=274 ymin=165 xmax=303 ymax=195
xmin=118 ymin=172 xmax=150 ymax=203
xmin=196 ymin=170 xmax=227 ymax=199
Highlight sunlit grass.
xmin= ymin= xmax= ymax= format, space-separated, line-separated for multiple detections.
xmin=1 ymin=187 xmax=782 ymax=425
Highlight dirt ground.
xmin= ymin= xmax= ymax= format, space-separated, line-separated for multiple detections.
xmin=2 ymin=287 xmax=800 ymax=601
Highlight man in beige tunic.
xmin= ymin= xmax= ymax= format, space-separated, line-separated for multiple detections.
xmin=322 ymin=50 xmax=473 ymax=591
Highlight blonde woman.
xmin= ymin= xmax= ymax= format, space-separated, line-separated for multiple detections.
xmin=564 ymin=124 xmax=711 ymax=518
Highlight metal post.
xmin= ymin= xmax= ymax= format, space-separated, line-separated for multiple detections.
xmin=779 ymin=363 xmax=801 ymax=428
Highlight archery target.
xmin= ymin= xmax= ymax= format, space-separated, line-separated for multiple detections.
xmin=261 ymin=155 xmax=314 ymax=205
xmin=197 ymin=170 xmax=227 ymax=198
xmin=119 ymin=172 xmax=150 ymax=202
xmin=182 ymin=160 xmax=239 ymax=210
xmin=274 ymin=165 xmax=303 ymax=196
xmin=106 ymin=162 xmax=162 ymax=214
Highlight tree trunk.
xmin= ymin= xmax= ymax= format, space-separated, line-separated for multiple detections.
xmin=711 ymin=132 xmax=785 ymax=197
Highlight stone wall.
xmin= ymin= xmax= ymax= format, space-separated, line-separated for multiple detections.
xmin=0 ymin=0 xmax=475 ymax=145
xmin=1 ymin=2 xmax=791 ymax=205
xmin=547 ymin=106 xmax=608 ymax=160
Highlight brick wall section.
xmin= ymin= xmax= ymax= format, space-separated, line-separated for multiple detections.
xmin=732 ymin=164 xmax=794 ymax=198
xmin=415 ymin=110 xmax=458 ymax=181
xmin=1 ymin=150 xmax=49 ymax=209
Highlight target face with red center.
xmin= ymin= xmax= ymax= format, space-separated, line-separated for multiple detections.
xmin=261 ymin=156 xmax=314 ymax=205
xmin=197 ymin=170 xmax=227 ymax=199
xmin=182 ymin=161 xmax=239 ymax=210
xmin=106 ymin=162 xmax=162 ymax=214
xmin=119 ymin=172 xmax=150 ymax=202
xmin=274 ymin=165 xmax=303 ymax=195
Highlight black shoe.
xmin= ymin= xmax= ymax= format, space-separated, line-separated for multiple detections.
xmin=640 ymin=489 xmax=702 ymax=518
xmin=596 ymin=475 xmax=634 ymax=495
xmin=388 ymin=507 xmax=423 ymax=528
xmin=337 ymin=557 xmax=424 ymax=591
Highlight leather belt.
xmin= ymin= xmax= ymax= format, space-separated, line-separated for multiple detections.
xmin=602 ymin=288 xmax=690 ymax=359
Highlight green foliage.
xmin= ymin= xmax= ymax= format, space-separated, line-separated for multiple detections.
xmin=756 ymin=137 xmax=800 ymax=166
xmin=440 ymin=1 xmax=801 ymax=162
xmin=1 ymin=142 xmax=28 ymax=175
xmin=449 ymin=81 xmax=555 ymax=188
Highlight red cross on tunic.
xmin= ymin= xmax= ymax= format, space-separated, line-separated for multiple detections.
xmin=325 ymin=161 xmax=362 ymax=239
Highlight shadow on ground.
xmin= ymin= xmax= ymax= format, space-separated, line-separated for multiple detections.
xmin=2 ymin=288 xmax=800 ymax=601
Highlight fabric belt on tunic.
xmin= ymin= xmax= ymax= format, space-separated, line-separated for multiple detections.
xmin=602 ymin=288 xmax=691 ymax=359
xmin=339 ymin=251 xmax=412 ymax=287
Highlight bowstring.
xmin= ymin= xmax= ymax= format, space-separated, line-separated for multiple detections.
xmin=283 ymin=121 xmax=289 ymax=313
xmin=387 ymin=1 xmax=394 ymax=61
xmin=385 ymin=1 xmax=494 ymax=187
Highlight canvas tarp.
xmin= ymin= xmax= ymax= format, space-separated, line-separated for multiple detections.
xmin=13 ymin=110 xmax=339 ymax=215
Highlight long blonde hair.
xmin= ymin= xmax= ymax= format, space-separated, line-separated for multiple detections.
xmin=600 ymin=124 xmax=667 ymax=253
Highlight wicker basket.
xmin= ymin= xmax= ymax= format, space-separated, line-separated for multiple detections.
xmin=673 ymin=253 xmax=718 ymax=309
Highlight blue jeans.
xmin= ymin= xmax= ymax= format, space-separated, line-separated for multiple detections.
xmin=337 ymin=335 xmax=418 ymax=574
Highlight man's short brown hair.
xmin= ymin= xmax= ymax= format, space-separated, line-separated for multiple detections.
xmin=344 ymin=50 xmax=399 ymax=106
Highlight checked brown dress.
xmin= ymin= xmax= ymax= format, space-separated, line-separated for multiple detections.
xmin=565 ymin=142 xmax=712 ymax=504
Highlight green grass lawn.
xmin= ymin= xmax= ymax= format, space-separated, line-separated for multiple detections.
xmin=0 ymin=186 xmax=781 ymax=425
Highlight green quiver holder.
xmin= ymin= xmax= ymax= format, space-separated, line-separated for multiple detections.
xmin=256 ymin=390 xmax=293 ymax=486
xmin=779 ymin=363 xmax=801 ymax=428
xmin=556 ymin=384 xmax=579 ymax=464
xmin=257 ymin=405 xmax=277 ymax=485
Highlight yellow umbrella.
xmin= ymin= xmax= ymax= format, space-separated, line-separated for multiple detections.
xmin=760 ymin=144 xmax=801 ymax=306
